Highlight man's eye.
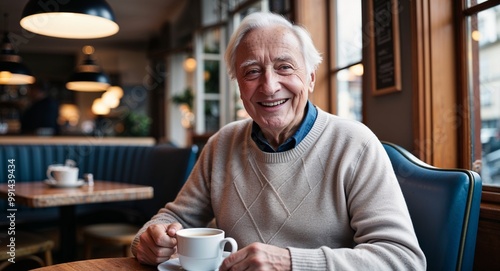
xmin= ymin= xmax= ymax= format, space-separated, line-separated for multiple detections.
xmin=277 ymin=65 xmax=294 ymax=74
xmin=244 ymin=69 xmax=261 ymax=78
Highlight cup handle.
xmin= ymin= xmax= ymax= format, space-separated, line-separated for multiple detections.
xmin=219 ymin=237 xmax=238 ymax=256
xmin=46 ymin=167 xmax=54 ymax=181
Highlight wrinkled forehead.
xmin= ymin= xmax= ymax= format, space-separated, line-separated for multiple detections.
xmin=237 ymin=25 xmax=302 ymax=56
xmin=243 ymin=25 xmax=298 ymax=43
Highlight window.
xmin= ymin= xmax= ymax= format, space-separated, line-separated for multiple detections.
xmin=195 ymin=27 xmax=225 ymax=133
xmin=330 ymin=1 xmax=363 ymax=121
xmin=464 ymin=1 xmax=500 ymax=187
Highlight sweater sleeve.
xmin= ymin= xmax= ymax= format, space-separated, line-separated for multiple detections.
xmin=288 ymin=137 xmax=426 ymax=270
xmin=131 ymin=140 xmax=217 ymax=257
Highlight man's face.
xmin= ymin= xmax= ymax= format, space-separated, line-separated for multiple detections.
xmin=234 ymin=25 xmax=315 ymax=140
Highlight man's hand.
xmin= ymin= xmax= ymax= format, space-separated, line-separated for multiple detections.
xmin=219 ymin=242 xmax=291 ymax=271
xmin=135 ymin=223 xmax=183 ymax=265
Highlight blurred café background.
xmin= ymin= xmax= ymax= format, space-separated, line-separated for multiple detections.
xmin=0 ymin=0 xmax=225 ymax=145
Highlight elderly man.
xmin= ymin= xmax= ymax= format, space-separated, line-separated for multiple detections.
xmin=132 ymin=12 xmax=426 ymax=270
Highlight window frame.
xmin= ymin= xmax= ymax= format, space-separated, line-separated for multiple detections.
xmin=459 ymin=0 xmax=500 ymax=199
xmin=193 ymin=24 xmax=228 ymax=134
xmin=329 ymin=1 xmax=364 ymax=121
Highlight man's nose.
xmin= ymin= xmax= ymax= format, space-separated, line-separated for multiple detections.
xmin=260 ymin=69 xmax=280 ymax=95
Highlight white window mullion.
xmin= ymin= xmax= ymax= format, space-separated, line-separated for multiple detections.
xmin=219 ymin=27 xmax=230 ymax=125
xmin=194 ymin=32 xmax=205 ymax=134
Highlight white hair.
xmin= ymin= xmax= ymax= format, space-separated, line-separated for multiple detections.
xmin=224 ymin=12 xmax=323 ymax=80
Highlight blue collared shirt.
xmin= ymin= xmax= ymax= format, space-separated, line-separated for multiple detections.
xmin=251 ymin=100 xmax=318 ymax=152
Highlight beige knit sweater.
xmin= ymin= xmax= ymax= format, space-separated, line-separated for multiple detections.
xmin=132 ymin=108 xmax=426 ymax=270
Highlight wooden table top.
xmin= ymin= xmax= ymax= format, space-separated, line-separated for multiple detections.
xmin=0 ymin=181 xmax=154 ymax=208
xmin=31 ymin=257 xmax=157 ymax=271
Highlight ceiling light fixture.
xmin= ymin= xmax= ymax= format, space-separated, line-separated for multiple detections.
xmin=20 ymin=0 xmax=119 ymax=39
xmin=106 ymin=86 xmax=124 ymax=99
xmin=66 ymin=45 xmax=110 ymax=92
xmin=183 ymin=57 xmax=197 ymax=73
xmin=91 ymin=98 xmax=110 ymax=115
xmin=101 ymin=90 xmax=120 ymax=109
xmin=0 ymin=14 xmax=35 ymax=85
xmin=0 ymin=32 xmax=35 ymax=85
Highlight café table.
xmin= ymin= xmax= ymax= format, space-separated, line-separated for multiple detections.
xmin=0 ymin=180 xmax=153 ymax=263
xmin=31 ymin=257 xmax=158 ymax=271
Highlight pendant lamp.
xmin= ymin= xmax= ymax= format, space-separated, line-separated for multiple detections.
xmin=0 ymin=13 xmax=35 ymax=85
xmin=66 ymin=46 xmax=110 ymax=92
xmin=20 ymin=0 xmax=119 ymax=39
xmin=0 ymin=32 xmax=35 ymax=85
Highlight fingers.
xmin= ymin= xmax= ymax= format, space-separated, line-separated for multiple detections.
xmin=136 ymin=235 xmax=175 ymax=265
xmin=135 ymin=223 xmax=183 ymax=265
xmin=166 ymin=222 xmax=183 ymax=238
xmin=148 ymin=224 xmax=178 ymax=247
xmin=219 ymin=247 xmax=248 ymax=271
xmin=219 ymin=243 xmax=291 ymax=271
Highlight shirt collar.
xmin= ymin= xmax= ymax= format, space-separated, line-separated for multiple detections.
xmin=251 ymin=100 xmax=317 ymax=152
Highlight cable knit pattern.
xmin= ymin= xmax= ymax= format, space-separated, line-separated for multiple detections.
xmin=132 ymin=108 xmax=426 ymax=270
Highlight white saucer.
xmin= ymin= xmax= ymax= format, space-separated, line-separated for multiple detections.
xmin=157 ymin=252 xmax=230 ymax=271
xmin=44 ymin=179 xmax=85 ymax=188
xmin=157 ymin=258 xmax=183 ymax=271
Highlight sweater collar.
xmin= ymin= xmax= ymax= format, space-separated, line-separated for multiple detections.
xmin=251 ymin=100 xmax=318 ymax=152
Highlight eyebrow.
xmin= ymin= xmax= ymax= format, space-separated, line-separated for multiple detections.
xmin=274 ymin=55 xmax=293 ymax=62
xmin=238 ymin=55 xmax=296 ymax=69
xmin=239 ymin=60 xmax=258 ymax=69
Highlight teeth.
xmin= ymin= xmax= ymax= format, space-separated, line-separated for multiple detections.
xmin=261 ymin=100 xmax=286 ymax=107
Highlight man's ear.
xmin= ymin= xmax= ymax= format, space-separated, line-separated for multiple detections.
xmin=308 ymin=72 xmax=316 ymax=93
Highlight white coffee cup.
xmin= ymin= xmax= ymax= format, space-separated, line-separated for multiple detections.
xmin=176 ymin=228 xmax=238 ymax=271
xmin=46 ymin=165 xmax=79 ymax=184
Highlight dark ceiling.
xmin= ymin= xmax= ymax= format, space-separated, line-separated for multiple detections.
xmin=1 ymin=0 xmax=188 ymax=54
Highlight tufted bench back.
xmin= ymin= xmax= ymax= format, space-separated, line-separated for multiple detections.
xmin=0 ymin=144 xmax=198 ymax=225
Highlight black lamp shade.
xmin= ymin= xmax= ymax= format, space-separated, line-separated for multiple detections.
xmin=0 ymin=33 xmax=35 ymax=85
xmin=66 ymin=54 xmax=110 ymax=92
xmin=20 ymin=0 xmax=119 ymax=39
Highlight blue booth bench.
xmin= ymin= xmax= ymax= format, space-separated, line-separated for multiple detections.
xmin=0 ymin=141 xmax=198 ymax=227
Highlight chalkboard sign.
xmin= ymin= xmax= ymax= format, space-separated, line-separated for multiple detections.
xmin=370 ymin=0 xmax=401 ymax=95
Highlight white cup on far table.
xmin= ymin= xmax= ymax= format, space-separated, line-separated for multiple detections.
xmin=46 ymin=165 xmax=79 ymax=184
xmin=176 ymin=228 xmax=238 ymax=271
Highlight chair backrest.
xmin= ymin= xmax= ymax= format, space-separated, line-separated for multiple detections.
xmin=382 ymin=142 xmax=482 ymax=271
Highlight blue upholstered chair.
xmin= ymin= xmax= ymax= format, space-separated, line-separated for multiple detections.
xmin=382 ymin=142 xmax=482 ymax=271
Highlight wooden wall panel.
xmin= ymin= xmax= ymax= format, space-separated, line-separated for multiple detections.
xmin=294 ymin=0 xmax=330 ymax=112
xmin=411 ymin=0 xmax=458 ymax=168
xmin=474 ymin=203 xmax=500 ymax=270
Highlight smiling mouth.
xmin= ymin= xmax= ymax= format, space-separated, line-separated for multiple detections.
xmin=259 ymin=99 xmax=288 ymax=107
